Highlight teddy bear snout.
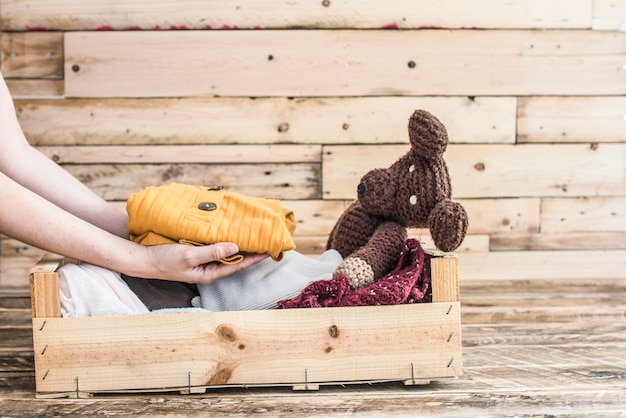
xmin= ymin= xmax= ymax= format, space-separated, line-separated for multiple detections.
xmin=357 ymin=170 xmax=397 ymax=216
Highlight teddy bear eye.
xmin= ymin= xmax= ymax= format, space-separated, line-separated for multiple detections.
xmin=409 ymin=195 xmax=417 ymax=205
xmin=408 ymin=165 xmax=415 ymax=173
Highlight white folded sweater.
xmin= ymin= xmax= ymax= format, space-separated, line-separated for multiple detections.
xmin=194 ymin=249 xmax=343 ymax=311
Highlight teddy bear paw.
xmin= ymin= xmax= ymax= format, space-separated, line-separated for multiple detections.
xmin=334 ymin=256 xmax=375 ymax=288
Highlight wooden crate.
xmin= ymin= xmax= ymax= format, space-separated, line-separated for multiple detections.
xmin=29 ymin=249 xmax=462 ymax=398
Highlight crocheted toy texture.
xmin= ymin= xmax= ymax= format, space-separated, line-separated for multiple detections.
xmin=326 ymin=109 xmax=469 ymax=288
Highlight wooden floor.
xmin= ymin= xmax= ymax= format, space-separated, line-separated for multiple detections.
xmin=1 ymin=277 xmax=625 ymax=417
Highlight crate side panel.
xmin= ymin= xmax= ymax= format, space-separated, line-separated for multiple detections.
xmin=32 ymin=302 xmax=461 ymax=393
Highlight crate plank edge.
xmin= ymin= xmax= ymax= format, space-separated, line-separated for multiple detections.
xmin=29 ymin=249 xmax=462 ymax=398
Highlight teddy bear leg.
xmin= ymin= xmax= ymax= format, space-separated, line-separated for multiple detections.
xmin=334 ymin=221 xmax=408 ymax=288
xmin=334 ymin=257 xmax=376 ymax=288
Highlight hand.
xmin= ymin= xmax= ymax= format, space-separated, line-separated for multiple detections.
xmin=142 ymin=242 xmax=269 ymax=284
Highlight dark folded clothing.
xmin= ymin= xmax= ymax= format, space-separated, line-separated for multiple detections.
xmin=120 ymin=274 xmax=199 ymax=311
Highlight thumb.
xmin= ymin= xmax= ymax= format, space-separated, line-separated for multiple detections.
xmin=196 ymin=242 xmax=240 ymax=264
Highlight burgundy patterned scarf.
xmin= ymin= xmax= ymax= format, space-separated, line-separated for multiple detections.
xmin=278 ymin=239 xmax=431 ymax=309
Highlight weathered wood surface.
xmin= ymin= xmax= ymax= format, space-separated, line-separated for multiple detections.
xmin=2 ymin=273 xmax=625 ymax=415
xmin=4 ymin=239 xmax=625 ymax=288
xmin=1 ymin=10 xmax=625 ymax=288
xmin=11 ymin=95 xmax=625 ymax=145
xmin=24 ymin=254 xmax=460 ymax=395
xmin=31 ymin=303 xmax=462 ymax=393
xmin=0 ymin=32 xmax=63 ymax=78
xmin=62 ymin=30 xmax=626 ymax=97
xmin=0 ymin=0 xmax=595 ymax=31
xmin=323 ymin=143 xmax=626 ymax=199
xmin=517 ymin=96 xmax=626 ymax=143
xmin=13 ymin=96 xmax=516 ymax=145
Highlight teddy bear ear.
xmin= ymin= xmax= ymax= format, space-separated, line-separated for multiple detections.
xmin=428 ymin=199 xmax=468 ymax=252
xmin=408 ymin=110 xmax=449 ymax=159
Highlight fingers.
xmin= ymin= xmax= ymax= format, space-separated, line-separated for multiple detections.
xmin=185 ymin=244 xmax=269 ymax=285
xmin=233 ymin=252 xmax=269 ymax=270
xmin=146 ymin=242 xmax=270 ymax=284
xmin=197 ymin=252 xmax=269 ymax=284
xmin=201 ymin=242 xmax=240 ymax=262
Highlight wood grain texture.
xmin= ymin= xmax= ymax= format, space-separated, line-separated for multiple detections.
xmin=323 ymin=143 xmax=626 ymax=199
xmin=0 ymin=0 xmax=592 ymax=31
xmin=31 ymin=303 xmax=462 ymax=393
xmin=63 ymin=30 xmax=626 ymax=97
xmin=2 ymin=272 xmax=625 ymax=414
xmin=60 ymin=163 xmax=321 ymax=201
xmin=517 ymin=96 xmax=626 ymax=143
xmin=4 ymin=79 xmax=64 ymax=97
xmin=459 ymin=250 xmax=626 ymax=281
xmin=37 ymin=145 xmax=322 ymax=164
xmin=0 ymin=32 xmax=63 ymax=78
xmin=29 ymin=273 xmax=60 ymax=319
xmin=593 ymin=0 xmax=626 ymax=30
xmin=2 ymin=3 xmax=624 ymax=286
xmin=490 ymin=231 xmax=626 ymax=251
xmin=1 ymin=0 xmax=626 ymax=412
xmin=14 ymin=96 xmax=516 ymax=145
xmin=540 ymin=197 xmax=626 ymax=233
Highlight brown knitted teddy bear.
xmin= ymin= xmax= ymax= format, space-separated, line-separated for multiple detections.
xmin=327 ymin=109 xmax=468 ymax=288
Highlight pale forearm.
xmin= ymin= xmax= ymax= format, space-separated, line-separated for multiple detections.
xmin=1 ymin=73 xmax=268 ymax=284
xmin=0 ymin=95 xmax=128 ymax=238
xmin=0 ymin=172 xmax=270 ymax=283
xmin=6 ymin=144 xmax=129 ymax=238
xmin=0 ymin=171 xmax=147 ymax=276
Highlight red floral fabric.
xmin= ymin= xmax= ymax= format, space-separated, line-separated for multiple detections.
xmin=278 ymin=239 xmax=431 ymax=309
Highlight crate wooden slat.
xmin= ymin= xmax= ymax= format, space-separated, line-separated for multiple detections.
xmin=0 ymin=0 xmax=592 ymax=31
xmin=31 ymin=304 xmax=461 ymax=395
xmin=14 ymin=96 xmax=516 ymax=145
xmin=63 ymin=30 xmax=626 ymax=98
xmin=29 ymin=250 xmax=461 ymax=397
xmin=5 ymin=263 xmax=626 ymax=413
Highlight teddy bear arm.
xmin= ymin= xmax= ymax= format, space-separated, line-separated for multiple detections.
xmin=351 ymin=221 xmax=408 ymax=279
xmin=326 ymin=202 xmax=382 ymax=257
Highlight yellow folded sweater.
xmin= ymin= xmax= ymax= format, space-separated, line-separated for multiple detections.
xmin=126 ymin=183 xmax=296 ymax=263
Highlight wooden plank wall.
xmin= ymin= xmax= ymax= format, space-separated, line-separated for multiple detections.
xmin=1 ymin=0 xmax=625 ymax=287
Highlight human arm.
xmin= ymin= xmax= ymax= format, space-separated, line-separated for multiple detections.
xmin=0 ymin=72 xmax=129 ymax=238
xmin=0 ymin=73 xmax=266 ymax=283
xmin=0 ymin=170 xmax=266 ymax=283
